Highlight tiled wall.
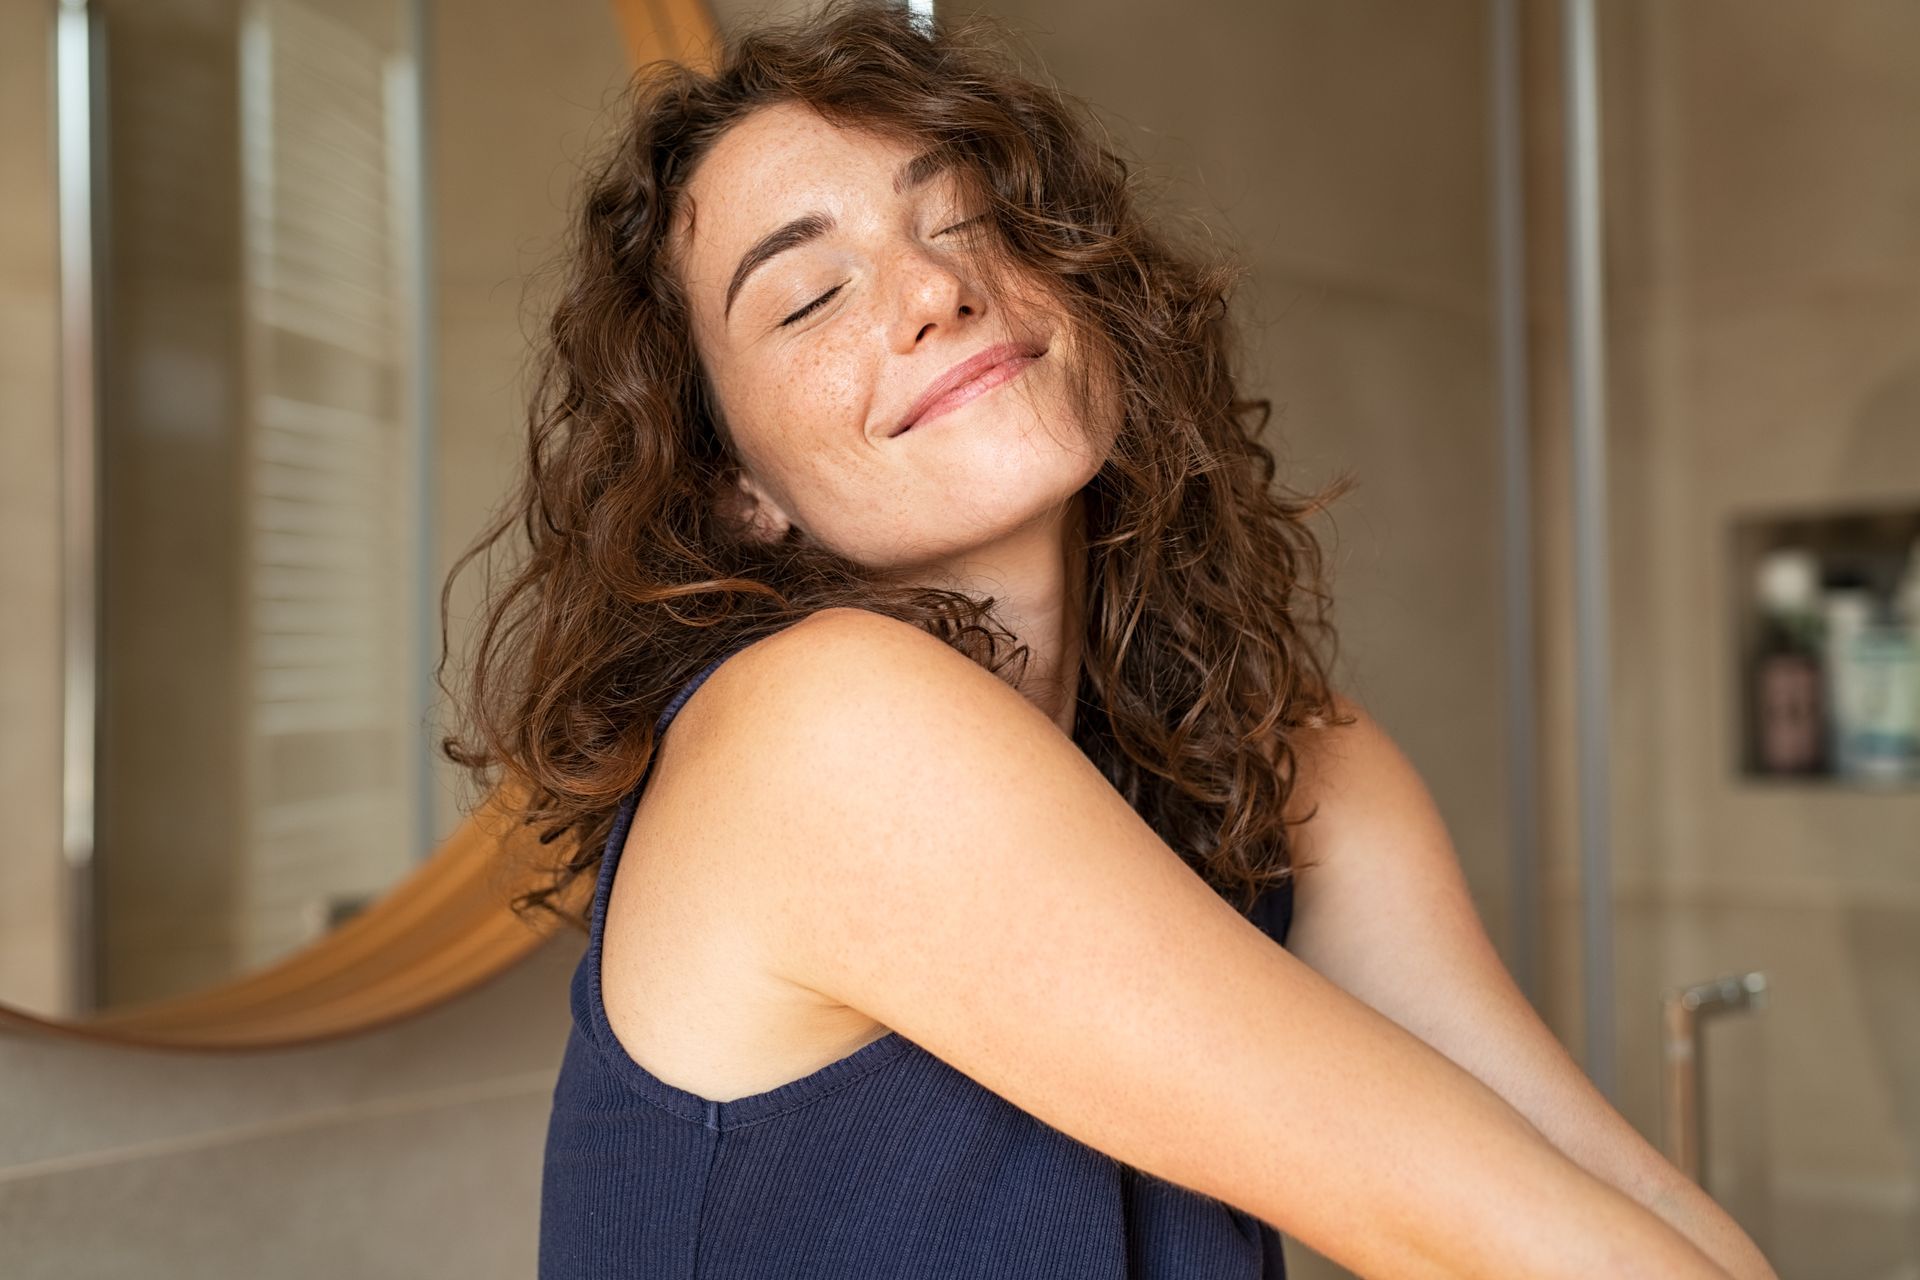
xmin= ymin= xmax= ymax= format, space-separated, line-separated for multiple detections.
xmin=0 ymin=940 xmax=582 ymax=1278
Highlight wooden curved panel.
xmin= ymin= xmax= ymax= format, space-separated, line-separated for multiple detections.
xmin=0 ymin=785 xmax=587 ymax=1050
xmin=613 ymin=0 xmax=722 ymax=73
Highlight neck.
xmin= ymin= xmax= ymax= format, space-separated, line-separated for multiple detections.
xmin=899 ymin=490 xmax=1089 ymax=738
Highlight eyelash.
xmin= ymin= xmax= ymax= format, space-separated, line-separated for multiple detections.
xmin=777 ymin=214 xmax=990 ymax=328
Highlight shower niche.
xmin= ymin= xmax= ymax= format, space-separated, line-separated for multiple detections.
xmin=1736 ymin=500 xmax=1920 ymax=786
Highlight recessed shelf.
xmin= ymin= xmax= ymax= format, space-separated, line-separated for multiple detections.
xmin=1732 ymin=498 xmax=1920 ymax=789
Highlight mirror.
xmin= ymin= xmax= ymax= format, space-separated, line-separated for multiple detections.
xmin=0 ymin=0 xmax=715 ymax=1044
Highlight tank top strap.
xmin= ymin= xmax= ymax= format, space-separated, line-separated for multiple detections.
xmin=1251 ymin=876 xmax=1295 ymax=947
xmin=652 ymin=649 xmax=738 ymax=740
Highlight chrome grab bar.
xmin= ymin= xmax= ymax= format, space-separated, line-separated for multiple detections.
xmin=1661 ymin=971 xmax=1769 ymax=1183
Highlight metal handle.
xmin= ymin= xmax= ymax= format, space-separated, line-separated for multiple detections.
xmin=1661 ymin=971 xmax=1768 ymax=1182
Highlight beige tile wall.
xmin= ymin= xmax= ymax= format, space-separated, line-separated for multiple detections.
xmin=0 ymin=938 xmax=583 ymax=1277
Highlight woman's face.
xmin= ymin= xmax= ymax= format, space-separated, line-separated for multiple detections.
xmin=672 ymin=101 xmax=1113 ymax=573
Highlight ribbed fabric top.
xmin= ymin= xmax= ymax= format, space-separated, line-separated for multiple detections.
xmin=539 ymin=641 xmax=1294 ymax=1279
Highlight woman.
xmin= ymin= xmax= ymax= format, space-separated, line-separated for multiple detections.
xmin=440 ymin=2 xmax=1776 ymax=1276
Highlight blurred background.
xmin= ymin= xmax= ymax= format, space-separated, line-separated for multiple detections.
xmin=1 ymin=0 xmax=1915 ymax=1275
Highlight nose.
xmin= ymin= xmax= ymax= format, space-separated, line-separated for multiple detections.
xmin=888 ymin=242 xmax=985 ymax=351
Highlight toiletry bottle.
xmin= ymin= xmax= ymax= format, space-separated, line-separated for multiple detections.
xmin=1822 ymin=575 xmax=1874 ymax=781
xmin=1753 ymin=548 xmax=1824 ymax=775
xmin=1900 ymin=536 xmax=1920 ymax=655
xmin=1825 ymin=568 xmax=1920 ymax=784
xmin=1857 ymin=597 xmax=1920 ymax=782
xmin=1883 ymin=537 xmax=1920 ymax=782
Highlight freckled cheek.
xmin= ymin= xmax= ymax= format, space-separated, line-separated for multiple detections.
xmin=740 ymin=375 xmax=864 ymax=492
xmin=774 ymin=348 xmax=873 ymax=443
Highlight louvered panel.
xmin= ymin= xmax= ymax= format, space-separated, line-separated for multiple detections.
xmin=241 ymin=0 xmax=397 ymax=361
xmin=236 ymin=0 xmax=422 ymax=971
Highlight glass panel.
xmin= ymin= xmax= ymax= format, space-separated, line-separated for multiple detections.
xmin=1581 ymin=3 xmax=1920 ymax=1275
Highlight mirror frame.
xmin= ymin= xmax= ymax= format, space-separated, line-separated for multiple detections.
xmin=0 ymin=789 xmax=582 ymax=1050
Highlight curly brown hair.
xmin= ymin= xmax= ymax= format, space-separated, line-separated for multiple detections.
xmin=437 ymin=0 xmax=1358 ymax=935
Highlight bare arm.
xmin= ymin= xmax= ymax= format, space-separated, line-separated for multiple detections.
xmin=1277 ymin=698 xmax=1779 ymax=1280
xmin=687 ymin=609 xmax=1735 ymax=1280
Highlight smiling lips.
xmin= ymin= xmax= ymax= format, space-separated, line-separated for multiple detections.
xmin=891 ymin=341 xmax=1046 ymax=436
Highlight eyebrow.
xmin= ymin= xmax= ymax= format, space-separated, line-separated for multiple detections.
xmin=722 ymin=146 xmax=957 ymax=322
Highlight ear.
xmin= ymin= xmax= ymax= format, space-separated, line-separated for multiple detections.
xmin=716 ymin=468 xmax=796 ymax=544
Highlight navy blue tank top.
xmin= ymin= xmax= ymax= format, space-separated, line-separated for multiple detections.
xmin=540 ymin=641 xmax=1295 ymax=1278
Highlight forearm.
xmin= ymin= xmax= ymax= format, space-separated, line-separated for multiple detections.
xmin=1323 ymin=1085 xmax=1738 ymax=1280
xmin=1640 ymin=1176 xmax=1780 ymax=1280
xmin=1454 ymin=1028 xmax=1778 ymax=1280
xmin=1482 ymin=1140 xmax=1737 ymax=1280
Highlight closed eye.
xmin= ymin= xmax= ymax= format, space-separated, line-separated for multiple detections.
xmin=776 ymin=216 xmax=990 ymax=329
xmin=938 ymin=213 xmax=989 ymax=237
xmin=779 ymin=284 xmax=843 ymax=328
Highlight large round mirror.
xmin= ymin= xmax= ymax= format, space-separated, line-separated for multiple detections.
xmin=0 ymin=0 xmax=717 ymax=1047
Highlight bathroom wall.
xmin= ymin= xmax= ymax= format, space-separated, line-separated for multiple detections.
xmin=0 ymin=1 xmax=629 ymax=1274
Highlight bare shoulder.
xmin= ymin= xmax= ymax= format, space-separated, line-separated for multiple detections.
xmin=676 ymin=604 xmax=1060 ymax=820
xmin=1267 ymin=689 xmax=1392 ymax=826
xmin=675 ymin=596 xmax=1066 ymax=865
xmin=1274 ymin=689 xmax=1440 ymax=854
xmin=689 ymin=603 xmax=1076 ymax=810
xmin=697 ymin=605 xmax=1020 ymax=731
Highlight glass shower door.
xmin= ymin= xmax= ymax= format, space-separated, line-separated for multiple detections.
xmin=1554 ymin=4 xmax=1920 ymax=1275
